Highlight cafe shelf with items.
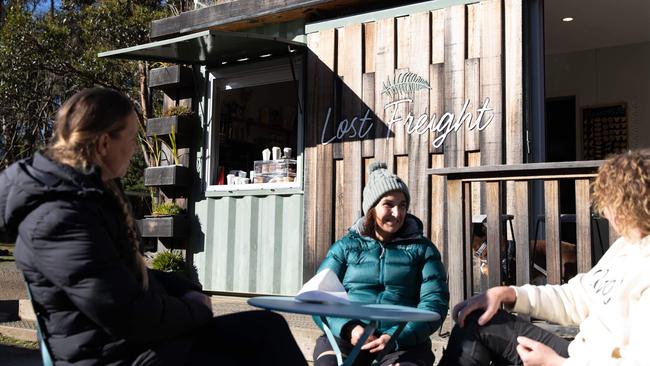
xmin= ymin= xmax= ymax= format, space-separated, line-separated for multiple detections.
xmin=211 ymin=76 xmax=300 ymax=190
xmin=253 ymin=159 xmax=297 ymax=183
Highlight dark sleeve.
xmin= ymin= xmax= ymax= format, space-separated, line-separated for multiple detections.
xmin=150 ymin=270 xmax=201 ymax=296
xmin=31 ymin=205 xmax=212 ymax=344
xmin=389 ymin=242 xmax=449 ymax=350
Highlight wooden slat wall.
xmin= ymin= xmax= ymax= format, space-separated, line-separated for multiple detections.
xmin=444 ymin=5 xmax=465 ymax=168
xmin=406 ymin=11 xmax=431 ymax=233
xmin=505 ymin=0 xmax=525 ymax=271
xmin=304 ymin=28 xmax=336 ymax=277
xmin=479 ymin=0 xmax=503 ymax=166
xmin=303 ymin=0 xmax=519 ymax=301
xmin=339 ymin=24 xmax=364 ymax=231
xmin=373 ymin=17 xmax=395 ymax=170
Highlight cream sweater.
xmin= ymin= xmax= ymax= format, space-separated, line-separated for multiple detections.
xmin=512 ymin=235 xmax=650 ymax=365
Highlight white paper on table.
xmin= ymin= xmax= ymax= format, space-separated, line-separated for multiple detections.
xmin=295 ymin=268 xmax=350 ymax=304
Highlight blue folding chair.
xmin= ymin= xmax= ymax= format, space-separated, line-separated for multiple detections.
xmin=23 ymin=275 xmax=54 ymax=366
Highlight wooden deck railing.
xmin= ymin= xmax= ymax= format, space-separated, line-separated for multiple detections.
xmin=427 ymin=161 xmax=610 ymax=307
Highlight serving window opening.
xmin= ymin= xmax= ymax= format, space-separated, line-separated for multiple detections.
xmin=207 ymin=57 xmax=303 ymax=193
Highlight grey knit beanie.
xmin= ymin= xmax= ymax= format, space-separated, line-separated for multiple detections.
xmin=362 ymin=161 xmax=410 ymax=215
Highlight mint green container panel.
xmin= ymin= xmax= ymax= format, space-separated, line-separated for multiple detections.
xmin=192 ymin=194 xmax=304 ymax=295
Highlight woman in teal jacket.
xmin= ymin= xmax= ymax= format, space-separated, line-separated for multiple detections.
xmin=313 ymin=162 xmax=449 ymax=366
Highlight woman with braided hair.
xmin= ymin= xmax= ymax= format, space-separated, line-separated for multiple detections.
xmin=0 ymin=87 xmax=307 ymax=366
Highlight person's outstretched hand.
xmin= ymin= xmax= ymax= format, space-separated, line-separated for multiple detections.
xmin=516 ymin=336 xmax=566 ymax=366
xmin=452 ymin=286 xmax=516 ymax=327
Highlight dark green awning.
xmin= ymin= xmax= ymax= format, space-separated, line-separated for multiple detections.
xmin=98 ymin=30 xmax=304 ymax=65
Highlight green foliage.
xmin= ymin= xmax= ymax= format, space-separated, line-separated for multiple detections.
xmin=121 ymin=149 xmax=146 ymax=192
xmin=151 ymin=250 xmax=185 ymax=272
xmin=167 ymin=125 xmax=179 ymax=165
xmin=151 ymin=201 xmax=183 ymax=216
xmin=139 ymin=128 xmax=162 ymax=167
xmin=163 ymin=104 xmax=192 ymax=117
xmin=0 ymin=1 xmax=169 ymax=169
xmin=0 ymin=333 xmax=38 ymax=350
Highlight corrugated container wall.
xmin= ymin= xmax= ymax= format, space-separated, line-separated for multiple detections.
xmin=193 ymin=194 xmax=304 ymax=294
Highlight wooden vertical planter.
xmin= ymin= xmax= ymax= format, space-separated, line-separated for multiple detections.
xmin=138 ymin=215 xmax=189 ymax=238
xmin=146 ymin=115 xmax=195 ymax=148
xmin=144 ymin=165 xmax=191 ymax=187
xmin=149 ymin=65 xmax=194 ymax=98
xmin=144 ymin=165 xmax=192 ymax=198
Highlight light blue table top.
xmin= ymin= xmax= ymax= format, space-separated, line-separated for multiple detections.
xmin=248 ymin=296 xmax=440 ymax=322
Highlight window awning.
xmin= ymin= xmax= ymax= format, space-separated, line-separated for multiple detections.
xmin=98 ymin=30 xmax=304 ymax=65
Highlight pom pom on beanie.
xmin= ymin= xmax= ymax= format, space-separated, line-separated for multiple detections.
xmin=362 ymin=161 xmax=410 ymax=214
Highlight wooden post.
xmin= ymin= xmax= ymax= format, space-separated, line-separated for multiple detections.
xmin=575 ymin=179 xmax=592 ymax=273
xmin=447 ymin=179 xmax=465 ymax=307
xmin=514 ymin=181 xmax=530 ymax=286
xmin=463 ymin=182 xmax=474 ymax=299
xmin=486 ymin=181 xmax=502 ymax=287
xmin=544 ymin=180 xmax=561 ymax=284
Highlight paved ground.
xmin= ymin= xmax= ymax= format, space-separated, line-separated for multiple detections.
xmin=0 ymin=260 xmax=26 ymax=301
xmin=0 ymin=259 xmax=40 ymax=366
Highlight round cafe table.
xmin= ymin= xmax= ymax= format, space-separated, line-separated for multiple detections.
xmin=248 ymin=296 xmax=440 ymax=366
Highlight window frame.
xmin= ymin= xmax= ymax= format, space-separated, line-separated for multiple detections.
xmin=204 ymin=56 xmax=305 ymax=196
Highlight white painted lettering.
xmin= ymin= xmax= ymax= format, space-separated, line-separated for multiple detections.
xmin=319 ymin=97 xmax=494 ymax=148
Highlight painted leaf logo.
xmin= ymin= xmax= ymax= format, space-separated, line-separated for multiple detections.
xmin=381 ymin=71 xmax=431 ymax=98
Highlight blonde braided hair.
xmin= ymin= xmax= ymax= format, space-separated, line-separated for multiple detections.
xmin=46 ymin=87 xmax=149 ymax=289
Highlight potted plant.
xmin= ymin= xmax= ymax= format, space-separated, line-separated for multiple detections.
xmin=148 ymin=64 xmax=194 ymax=99
xmin=145 ymin=105 xmax=195 ymax=148
xmin=138 ymin=201 xmax=189 ymax=238
xmin=151 ymin=249 xmax=186 ymax=272
xmin=143 ymin=126 xmax=192 ymax=193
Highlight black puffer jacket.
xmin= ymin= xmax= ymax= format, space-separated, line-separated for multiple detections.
xmin=0 ymin=153 xmax=213 ymax=365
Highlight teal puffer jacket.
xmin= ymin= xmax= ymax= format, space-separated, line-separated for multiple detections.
xmin=314 ymin=214 xmax=449 ymax=350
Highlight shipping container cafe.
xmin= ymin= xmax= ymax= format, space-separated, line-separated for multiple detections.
xmin=101 ymin=0 xmax=650 ymax=305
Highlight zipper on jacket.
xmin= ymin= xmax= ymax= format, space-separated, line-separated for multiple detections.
xmin=377 ymin=243 xmax=386 ymax=304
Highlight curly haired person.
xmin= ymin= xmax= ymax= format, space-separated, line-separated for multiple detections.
xmin=439 ymin=149 xmax=650 ymax=366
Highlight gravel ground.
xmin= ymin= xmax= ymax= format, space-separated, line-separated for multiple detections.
xmin=0 ymin=260 xmax=26 ymax=301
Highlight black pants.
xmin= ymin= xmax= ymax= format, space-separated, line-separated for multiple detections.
xmin=189 ymin=310 xmax=307 ymax=366
xmin=438 ymin=310 xmax=570 ymax=366
xmin=136 ymin=310 xmax=307 ymax=366
xmin=313 ymin=334 xmax=434 ymax=366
